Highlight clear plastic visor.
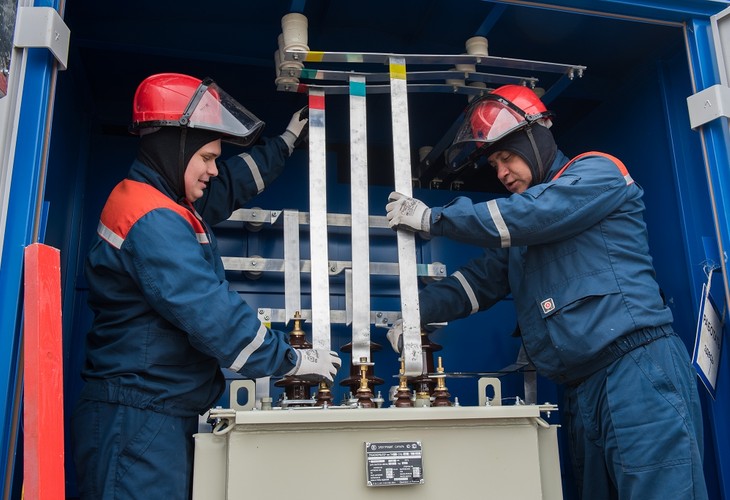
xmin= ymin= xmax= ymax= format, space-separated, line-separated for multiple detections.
xmin=459 ymin=99 xmax=528 ymax=144
xmin=183 ymin=80 xmax=264 ymax=147
xmin=446 ymin=98 xmax=530 ymax=172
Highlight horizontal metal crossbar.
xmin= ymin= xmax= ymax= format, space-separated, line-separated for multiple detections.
xmin=222 ymin=257 xmax=446 ymax=278
xmin=284 ymin=49 xmax=586 ymax=76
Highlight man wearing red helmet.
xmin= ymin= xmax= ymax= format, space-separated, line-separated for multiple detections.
xmin=386 ymin=85 xmax=707 ymax=499
xmin=72 ymin=73 xmax=341 ymax=499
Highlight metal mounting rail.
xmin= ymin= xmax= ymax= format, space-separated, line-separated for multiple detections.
xmin=278 ymin=82 xmax=492 ymax=96
xmin=292 ymin=68 xmax=538 ymax=85
xmin=284 ymin=50 xmax=586 ymax=77
xmin=221 ymin=257 xmax=446 ymax=278
xmin=225 ymin=208 xmax=391 ymax=229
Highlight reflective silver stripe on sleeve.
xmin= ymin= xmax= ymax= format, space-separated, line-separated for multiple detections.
xmin=486 ymin=199 xmax=511 ymax=248
xmin=189 ymin=207 xmax=210 ymax=243
xmin=239 ymin=153 xmax=265 ymax=193
xmin=229 ymin=323 xmax=267 ymax=372
xmin=624 ymin=173 xmax=634 ymax=185
xmin=453 ymin=271 xmax=479 ymax=314
xmin=97 ymin=221 xmax=124 ymax=249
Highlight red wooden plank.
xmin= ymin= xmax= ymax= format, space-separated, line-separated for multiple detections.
xmin=24 ymin=243 xmax=65 ymax=499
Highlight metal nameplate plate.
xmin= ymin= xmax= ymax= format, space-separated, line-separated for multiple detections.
xmin=365 ymin=441 xmax=423 ymax=487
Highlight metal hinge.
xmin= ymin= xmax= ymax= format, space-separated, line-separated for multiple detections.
xmin=13 ymin=7 xmax=70 ymax=71
xmin=686 ymin=84 xmax=730 ymax=130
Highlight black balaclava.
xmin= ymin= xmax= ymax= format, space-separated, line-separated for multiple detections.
xmin=485 ymin=125 xmax=557 ymax=187
xmin=137 ymin=127 xmax=222 ymax=201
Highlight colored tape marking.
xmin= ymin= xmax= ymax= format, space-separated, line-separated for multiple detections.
xmin=349 ymin=80 xmax=367 ymax=97
xmin=309 ymin=93 xmax=325 ymax=110
xmin=389 ymin=62 xmax=407 ymax=80
xmin=305 ymin=51 xmax=325 ymax=62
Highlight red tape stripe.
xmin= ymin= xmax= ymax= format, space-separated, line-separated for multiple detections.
xmin=309 ymin=93 xmax=325 ymax=110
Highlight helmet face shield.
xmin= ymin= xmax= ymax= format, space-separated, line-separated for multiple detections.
xmin=467 ymin=98 xmax=529 ymax=142
xmin=446 ymin=88 xmax=552 ymax=173
xmin=130 ymin=74 xmax=264 ymax=147
xmin=183 ymin=80 xmax=264 ymax=147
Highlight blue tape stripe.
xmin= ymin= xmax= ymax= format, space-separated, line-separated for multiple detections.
xmin=349 ymin=80 xmax=366 ymax=96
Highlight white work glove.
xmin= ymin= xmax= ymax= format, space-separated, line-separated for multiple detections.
xmin=386 ymin=319 xmax=404 ymax=353
xmin=286 ymin=348 xmax=341 ymax=383
xmin=280 ymin=105 xmax=309 ymax=154
xmin=386 ymin=191 xmax=431 ymax=234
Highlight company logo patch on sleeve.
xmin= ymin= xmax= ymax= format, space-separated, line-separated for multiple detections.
xmin=540 ymin=298 xmax=555 ymax=314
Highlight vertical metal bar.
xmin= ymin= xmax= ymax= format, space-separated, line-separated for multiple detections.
xmin=308 ymin=88 xmax=331 ymax=350
xmin=345 ymin=268 xmax=353 ymax=326
xmin=349 ymin=75 xmax=371 ymax=365
xmin=389 ymin=56 xmax=423 ymax=376
xmin=283 ymin=210 xmax=301 ymax=324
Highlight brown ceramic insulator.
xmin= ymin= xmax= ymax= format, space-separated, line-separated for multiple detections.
xmin=353 ymin=362 xmax=376 ymax=408
xmin=288 ymin=315 xmax=311 ymax=349
xmin=431 ymin=357 xmax=451 ymax=406
xmin=314 ymin=383 xmax=336 ymax=407
xmin=394 ymin=387 xmax=414 ymax=408
xmin=407 ymin=331 xmax=442 ymax=395
xmin=355 ymin=386 xmax=376 ymax=408
xmin=275 ymin=378 xmax=315 ymax=405
xmin=339 ymin=370 xmax=384 ymax=395
xmin=420 ymin=331 xmax=442 ymax=374
xmin=274 ymin=314 xmax=317 ymax=406
xmin=432 ymin=387 xmax=452 ymax=407
xmin=339 ymin=342 xmax=384 ymax=394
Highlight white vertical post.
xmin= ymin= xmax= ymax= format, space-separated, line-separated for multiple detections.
xmin=349 ymin=75 xmax=372 ymax=365
xmin=308 ymin=88 xmax=331 ymax=351
xmin=283 ymin=210 xmax=301 ymax=324
xmin=389 ymin=56 xmax=423 ymax=377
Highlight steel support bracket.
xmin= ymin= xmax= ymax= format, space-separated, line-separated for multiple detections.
xmin=13 ymin=7 xmax=70 ymax=71
xmin=687 ymin=84 xmax=730 ymax=130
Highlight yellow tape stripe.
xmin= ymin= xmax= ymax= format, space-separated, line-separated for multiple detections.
xmin=305 ymin=51 xmax=325 ymax=62
xmin=389 ymin=62 xmax=407 ymax=80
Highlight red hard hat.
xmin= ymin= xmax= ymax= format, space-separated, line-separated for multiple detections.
xmin=129 ymin=73 xmax=264 ymax=147
xmin=447 ymin=85 xmax=552 ymax=171
xmin=491 ymin=85 xmax=549 ymax=119
xmin=131 ymin=73 xmax=202 ymax=126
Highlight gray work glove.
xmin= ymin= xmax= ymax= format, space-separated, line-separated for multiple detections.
xmin=286 ymin=348 xmax=341 ymax=383
xmin=386 ymin=319 xmax=404 ymax=353
xmin=280 ymin=105 xmax=309 ymax=154
xmin=386 ymin=191 xmax=431 ymax=234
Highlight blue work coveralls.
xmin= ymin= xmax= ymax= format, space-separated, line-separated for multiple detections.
xmin=419 ymin=150 xmax=707 ymax=499
xmin=72 ymin=137 xmax=298 ymax=499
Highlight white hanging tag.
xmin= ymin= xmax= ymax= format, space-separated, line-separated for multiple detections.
xmin=692 ymin=267 xmax=724 ymax=398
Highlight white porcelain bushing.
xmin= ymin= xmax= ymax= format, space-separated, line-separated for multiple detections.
xmin=281 ymin=13 xmax=309 ymax=52
xmin=419 ymin=146 xmax=434 ymax=162
xmin=465 ymin=36 xmax=489 ymax=56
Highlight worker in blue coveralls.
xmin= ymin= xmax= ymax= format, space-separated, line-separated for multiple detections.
xmin=72 ymin=73 xmax=341 ymax=500
xmin=385 ymin=84 xmax=707 ymax=499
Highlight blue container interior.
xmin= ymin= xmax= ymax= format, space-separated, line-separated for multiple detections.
xmin=35 ymin=1 xmax=728 ymax=497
